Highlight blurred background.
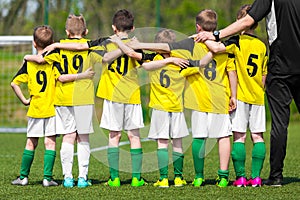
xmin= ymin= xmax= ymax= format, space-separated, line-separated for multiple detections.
xmin=0 ymin=0 xmax=268 ymax=40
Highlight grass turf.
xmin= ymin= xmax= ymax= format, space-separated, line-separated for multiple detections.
xmin=0 ymin=122 xmax=300 ymax=199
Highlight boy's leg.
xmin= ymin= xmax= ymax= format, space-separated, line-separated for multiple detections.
xmin=217 ymin=136 xmax=230 ymax=187
xmin=128 ymin=129 xmax=143 ymax=180
xmin=157 ymin=139 xmax=169 ymax=180
xmin=231 ymin=132 xmax=246 ymax=178
xmin=251 ymin=133 xmax=266 ymax=178
xmin=43 ymin=136 xmax=56 ymax=181
xmin=77 ymin=134 xmax=90 ymax=180
xmin=60 ymin=132 xmax=76 ymax=179
xmin=192 ymin=138 xmax=205 ymax=179
xmin=172 ymin=138 xmax=186 ymax=187
xmin=108 ymin=131 xmax=121 ymax=181
xmin=20 ymin=138 xmax=38 ymax=179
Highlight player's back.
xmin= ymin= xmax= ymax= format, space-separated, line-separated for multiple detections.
xmin=45 ymin=38 xmax=94 ymax=106
xmin=96 ymin=38 xmax=142 ymax=104
xmin=12 ymin=61 xmax=56 ymax=118
xmin=148 ymin=54 xmax=186 ymax=112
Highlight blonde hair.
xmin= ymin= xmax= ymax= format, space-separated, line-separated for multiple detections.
xmin=237 ymin=4 xmax=258 ymax=30
xmin=65 ymin=14 xmax=87 ymax=36
xmin=154 ymin=29 xmax=176 ymax=43
xmin=196 ymin=9 xmax=217 ymax=32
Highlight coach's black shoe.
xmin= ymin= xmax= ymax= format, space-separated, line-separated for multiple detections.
xmin=263 ymin=178 xmax=282 ymax=187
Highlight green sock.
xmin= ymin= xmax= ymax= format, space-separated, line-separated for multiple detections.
xmin=43 ymin=150 xmax=56 ymax=181
xmin=130 ymin=148 xmax=143 ymax=180
xmin=231 ymin=142 xmax=246 ymax=177
xmin=192 ymin=138 xmax=205 ymax=178
xmin=251 ymin=142 xmax=266 ymax=178
xmin=108 ymin=147 xmax=119 ymax=180
xmin=173 ymin=151 xmax=184 ymax=178
xmin=218 ymin=169 xmax=229 ymax=180
xmin=20 ymin=149 xmax=35 ymax=179
xmin=157 ymin=148 xmax=169 ymax=180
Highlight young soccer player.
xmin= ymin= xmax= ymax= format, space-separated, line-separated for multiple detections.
xmin=25 ymin=14 xmax=96 ymax=188
xmin=43 ymin=9 xmax=148 ymax=187
xmin=203 ymin=5 xmax=268 ymax=187
xmin=111 ymin=29 xmax=190 ymax=187
xmin=127 ymin=9 xmax=237 ymax=187
xmin=11 ymin=25 xmax=58 ymax=187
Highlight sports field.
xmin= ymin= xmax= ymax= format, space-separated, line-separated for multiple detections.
xmin=0 ymin=122 xmax=299 ymax=199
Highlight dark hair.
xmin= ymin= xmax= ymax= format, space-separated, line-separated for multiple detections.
xmin=33 ymin=25 xmax=54 ymax=49
xmin=196 ymin=9 xmax=217 ymax=32
xmin=112 ymin=9 xmax=134 ymax=32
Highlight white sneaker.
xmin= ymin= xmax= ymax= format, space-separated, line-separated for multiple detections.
xmin=11 ymin=177 xmax=28 ymax=186
xmin=42 ymin=179 xmax=58 ymax=187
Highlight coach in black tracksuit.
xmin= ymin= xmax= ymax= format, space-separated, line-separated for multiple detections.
xmin=196 ymin=0 xmax=300 ymax=186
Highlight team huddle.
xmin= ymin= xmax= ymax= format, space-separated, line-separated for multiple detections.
xmin=11 ymin=5 xmax=268 ymax=188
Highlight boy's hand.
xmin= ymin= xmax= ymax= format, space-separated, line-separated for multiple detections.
xmin=169 ymin=57 xmax=189 ymax=68
xmin=109 ymin=34 xmax=122 ymax=44
xmin=23 ymin=98 xmax=31 ymax=106
xmin=194 ymin=31 xmax=215 ymax=42
xmin=78 ymin=67 xmax=95 ymax=79
xmin=229 ymin=97 xmax=237 ymax=112
xmin=126 ymin=37 xmax=140 ymax=49
xmin=42 ymin=43 xmax=58 ymax=55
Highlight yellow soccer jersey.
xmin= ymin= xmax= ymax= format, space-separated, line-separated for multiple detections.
xmin=95 ymin=38 xmax=143 ymax=104
xmin=45 ymin=38 xmax=95 ymax=106
xmin=224 ymin=34 xmax=268 ymax=105
xmin=12 ymin=61 xmax=58 ymax=118
xmin=170 ymin=40 xmax=236 ymax=114
xmin=148 ymin=54 xmax=186 ymax=112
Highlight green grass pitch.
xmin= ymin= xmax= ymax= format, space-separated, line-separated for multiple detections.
xmin=0 ymin=122 xmax=300 ymax=199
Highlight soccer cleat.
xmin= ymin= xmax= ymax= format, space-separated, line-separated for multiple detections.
xmin=263 ymin=178 xmax=282 ymax=187
xmin=105 ymin=177 xmax=121 ymax=187
xmin=233 ymin=177 xmax=247 ymax=187
xmin=77 ymin=177 xmax=92 ymax=188
xmin=153 ymin=178 xmax=169 ymax=188
xmin=174 ymin=177 xmax=187 ymax=187
xmin=216 ymin=176 xmax=229 ymax=188
xmin=247 ymin=177 xmax=262 ymax=187
xmin=131 ymin=177 xmax=147 ymax=187
xmin=63 ymin=177 xmax=75 ymax=188
xmin=192 ymin=178 xmax=204 ymax=187
xmin=11 ymin=177 xmax=28 ymax=186
xmin=42 ymin=179 xmax=58 ymax=187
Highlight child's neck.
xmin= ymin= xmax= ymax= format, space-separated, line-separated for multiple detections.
xmin=116 ymin=31 xmax=129 ymax=39
xmin=68 ymin=34 xmax=83 ymax=39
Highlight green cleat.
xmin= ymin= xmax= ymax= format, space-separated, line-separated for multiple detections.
xmin=153 ymin=178 xmax=169 ymax=188
xmin=216 ymin=177 xmax=229 ymax=188
xmin=105 ymin=177 xmax=121 ymax=187
xmin=192 ymin=178 xmax=204 ymax=187
xmin=131 ymin=177 xmax=147 ymax=187
xmin=174 ymin=177 xmax=187 ymax=187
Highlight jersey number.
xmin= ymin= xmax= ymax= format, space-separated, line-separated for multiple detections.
xmin=36 ymin=70 xmax=47 ymax=92
xmin=159 ymin=69 xmax=170 ymax=88
xmin=108 ymin=55 xmax=129 ymax=76
xmin=204 ymin=60 xmax=216 ymax=81
xmin=62 ymin=54 xmax=84 ymax=73
xmin=247 ymin=54 xmax=258 ymax=77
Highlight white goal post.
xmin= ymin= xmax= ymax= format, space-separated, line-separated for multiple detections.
xmin=0 ymin=36 xmax=34 ymax=133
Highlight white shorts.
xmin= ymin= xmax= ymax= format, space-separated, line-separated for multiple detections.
xmin=231 ymin=100 xmax=266 ymax=133
xmin=100 ymin=100 xmax=144 ymax=131
xmin=191 ymin=110 xmax=232 ymax=138
xmin=56 ymin=105 xmax=94 ymax=135
xmin=27 ymin=116 xmax=56 ymax=137
xmin=148 ymin=109 xmax=189 ymax=139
